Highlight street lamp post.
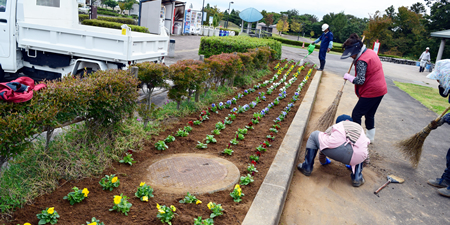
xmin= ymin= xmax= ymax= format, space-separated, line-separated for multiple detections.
xmin=225 ymin=1 xmax=234 ymax=29
xmin=201 ymin=0 xmax=205 ymax=26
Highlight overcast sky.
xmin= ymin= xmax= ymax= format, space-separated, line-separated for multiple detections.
xmin=185 ymin=0 xmax=428 ymax=19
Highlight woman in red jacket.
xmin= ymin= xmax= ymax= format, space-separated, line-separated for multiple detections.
xmin=340 ymin=33 xmax=387 ymax=145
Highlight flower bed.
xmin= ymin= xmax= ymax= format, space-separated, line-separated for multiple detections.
xmin=5 ymin=60 xmax=315 ymax=225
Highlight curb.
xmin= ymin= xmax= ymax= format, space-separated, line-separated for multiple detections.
xmin=242 ymin=70 xmax=323 ymax=225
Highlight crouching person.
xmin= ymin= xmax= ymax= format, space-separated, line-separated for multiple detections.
xmin=297 ymin=114 xmax=370 ymax=187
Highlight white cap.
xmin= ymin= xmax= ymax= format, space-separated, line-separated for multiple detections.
xmin=322 ymin=23 xmax=329 ymax=31
xmin=426 ymin=47 xmax=430 ymax=50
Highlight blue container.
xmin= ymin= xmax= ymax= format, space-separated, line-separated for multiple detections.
xmin=416 ymin=61 xmax=420 ymax=66
xmin=426 ymin=64 xmax=431 ymax=70
xmin=226 ymin=31 xmax=229 ymax=36
xmin=219 ymin=30 xmax=224 ymax=36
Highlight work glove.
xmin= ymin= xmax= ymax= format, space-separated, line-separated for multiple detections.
xmin=343 ymin=73 xmax=355 ymax=83
xmin=437 ymin=113 xmax=450 ymax=126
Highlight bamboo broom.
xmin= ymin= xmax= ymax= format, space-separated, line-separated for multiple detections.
xmin=313 ymin=36 xmax=365 ymax=132
xmin=396 ymin=106 xmax=450 ymax=168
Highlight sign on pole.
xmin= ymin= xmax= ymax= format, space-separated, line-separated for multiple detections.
xmin=373 ymin=39 xmax=381 ymax=55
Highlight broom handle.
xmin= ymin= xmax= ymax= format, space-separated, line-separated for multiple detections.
xmin=434 ymin=106 xmax=450 ymax=122
xmin=374 ymin=180 xmax=391 ymax=194
xmin=340 ymin=35 xmax=366 ymax=92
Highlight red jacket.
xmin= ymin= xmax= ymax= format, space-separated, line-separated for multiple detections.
xmin=0 ymin=77 xmax=46 ymax=103
xmin=354 ymin=49 xmax=387 ymax=98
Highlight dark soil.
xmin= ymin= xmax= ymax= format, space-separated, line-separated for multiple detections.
xmin=4 ymin=61 xmax=314 ymax=225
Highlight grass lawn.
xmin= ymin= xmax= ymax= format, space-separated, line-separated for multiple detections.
xmin=394 ymin=81 xmax=449 ymax=115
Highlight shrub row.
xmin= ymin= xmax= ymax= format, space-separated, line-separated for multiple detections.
xmin=82 ymin=19 xmax=148 ymax=33
xmin=135 ymin=47 xmax=273 ymax=116
xmin=96 ymin=16 xmax=136 ymax=25
xmin=0 ymin=70 xmax=139 ymax=158
xmin=269 ymin=36 xmax=344 ymax=53
xmin=97 ymin=8 xmax=120 ymax=17
xmin=199 ymin=36 xmax=282 ymax=59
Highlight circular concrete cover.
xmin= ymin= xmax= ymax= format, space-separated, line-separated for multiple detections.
xmin=146 ymin=154 xmax=240 ymax=194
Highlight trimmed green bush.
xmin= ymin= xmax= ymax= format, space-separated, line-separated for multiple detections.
xmin=97 ymin=8 xmax=120 ymax=17
xmin=96 ymin=16 xmax=136 ymax=25
xmin=199 ymin=36 xmax=282 ymax=59
xmin=269 ymin=36 xmax=344 ymax=53
xmin=79 ymin=14 xmax=89 ymax=23
xmin=82 ymin=19 xmax=149 ymax=33
xmin=0 ymin=70 xmax=139 ymax=158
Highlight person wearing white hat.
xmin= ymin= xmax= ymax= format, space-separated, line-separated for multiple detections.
xmin=311 ymin=23 xmax=334 ymax=71
xmin=419 ymin=47 xmax=431 ymax=72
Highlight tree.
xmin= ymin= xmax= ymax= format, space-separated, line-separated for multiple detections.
xmin=291 ymin=20 xmax=302 ymax=40
xmin=424 ymin=0 xmax=450 ymax=31
xmin=363 ymin=11 xmax=393 ymax=53
xmin=265 ymin=14 xmax=274 ymax=25
xmin=385 ymin=5 xmax=396 ymax=19
xmin=410 ymin=2 xmax=426 ymax=14
xmin=310 ymin=30 xmax=315 ymax=38
xmin=104 ymin=0 xmax=118 ymax=10
xmin=276 ymin=20 xmax=284 ymax=35
xmin=282 ymin=19 xmax=290 ymax=34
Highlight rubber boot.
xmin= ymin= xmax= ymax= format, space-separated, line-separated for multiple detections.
xmin=297 ymin=148 xmax=318 ymax=176
xmin=366 ymin=128 xmax=375 ymax=144
xmin=319 ymin=152 xmax=331 ymax=165
xmin=419 ymin=67 xmax=423 ymax=72
xmin=351 ymin=163 xmax=365 ymax=187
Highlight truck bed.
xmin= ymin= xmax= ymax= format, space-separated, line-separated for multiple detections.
xmin=17 ymin=22 xmax=169 ymax=63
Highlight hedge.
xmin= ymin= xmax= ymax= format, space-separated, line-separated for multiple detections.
xmin=82 ymin=19 xmax=149 ymax=33
xmin=0 ymin=70 xmax=139 ymax=158
xmin=269 ymin=36 xmax=344 ymax=53
xmin=96 ymin=16 xmax=136 ymax=25
xmin=199 ymin=36 xmax=282 ymax=59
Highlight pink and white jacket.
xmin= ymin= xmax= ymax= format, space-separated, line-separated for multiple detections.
xmin=318 ymin=121 xmax=370 ymax=173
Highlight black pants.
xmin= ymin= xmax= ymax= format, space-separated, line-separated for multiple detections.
xmin=352 ymin=95 xmax=384 ymax=130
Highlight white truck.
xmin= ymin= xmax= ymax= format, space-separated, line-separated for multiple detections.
xmin=0 ymin=0 xmax=170 ymax=81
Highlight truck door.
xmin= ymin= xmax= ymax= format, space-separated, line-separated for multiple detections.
xmin=0 ymin=0 xmax=10 ymax=58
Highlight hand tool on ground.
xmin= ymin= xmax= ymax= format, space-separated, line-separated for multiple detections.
xmin=374 ymin=174 xmax=405 ymax=194
xmin=313 ymin=36 xmax=365 ymax=132
xmin=396 ymin=106 xmax=450 ymax=168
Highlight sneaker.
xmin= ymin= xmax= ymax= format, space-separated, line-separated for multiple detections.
xmin=438 ymin=187 xmax=450 ymax=197
xmin=427 ymin=178 xmax=450 ymax=188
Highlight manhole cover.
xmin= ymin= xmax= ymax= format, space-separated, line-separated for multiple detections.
xmin=146 ymin=154 xmax=239 ymax=194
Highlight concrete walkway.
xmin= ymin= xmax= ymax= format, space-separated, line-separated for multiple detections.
xmin=280 ymin=46 xmax=450 ymax=224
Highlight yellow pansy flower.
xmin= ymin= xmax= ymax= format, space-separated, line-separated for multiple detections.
xmin=88 ymin=222 xmax=97 ymax=225
xmin=24 ymin=223 xmax=31 ymax=225
xmin=234 ymin=184 xmax=240 ymax=190
xmin=207 ymin=202 xmax=213 ymax=210
xmin=156 ymin=203 xmax=161 ymax=210
xmin=142 ymin=196 xmax=148 ymax=202
xmin=82 ymin=188 xmax=89 ymax=197
xmin=237 ymin=189 xmax=241 ymax=196
xmin=170 ymin=205 xmax=176 ymax=212
xmin=158 ymin=209 xmax=165 ymax=214
xmin=114 ymin=195 xmax=122 ymax=205
xmin=140 ymin=182 xmax=145 ymax=187
xmin=111 ymin=176 xmax=118 ymax=183
xmin=196 ymin=200 xmax=202 ymax=204
xmin=47 ymin=207 xmax=54 ymax=214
